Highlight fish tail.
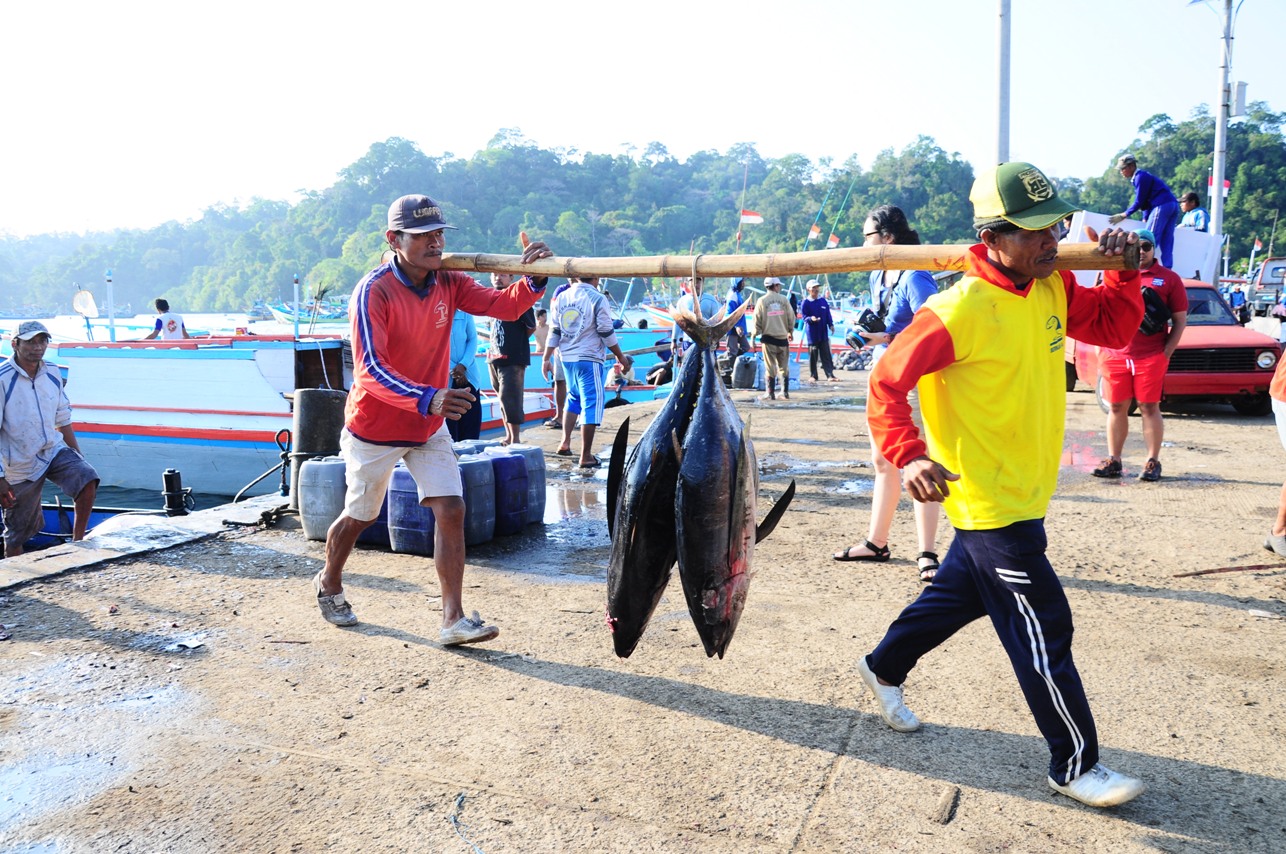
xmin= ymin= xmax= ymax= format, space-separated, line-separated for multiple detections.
xmin=673 ymin=301 xmax=748 ymax=350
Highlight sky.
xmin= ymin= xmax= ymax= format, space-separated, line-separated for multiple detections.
xmin=3 ymin=0 xmax=1285 ymax=238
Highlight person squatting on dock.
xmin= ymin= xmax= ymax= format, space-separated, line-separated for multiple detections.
xmin=856 ymin=163 xmax=1148 ymax=808
xmin=1 ymin=321 xmax=100 ymax=559
xmin=311 ymin=195 xmax=552 ymax=644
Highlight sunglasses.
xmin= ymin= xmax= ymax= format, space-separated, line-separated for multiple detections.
xmin=1140 ymin=242 xmax=1154 ymax=252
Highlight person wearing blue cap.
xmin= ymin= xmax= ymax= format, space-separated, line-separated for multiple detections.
xmin=1092 ymin=228 xmax=1188 ymax=483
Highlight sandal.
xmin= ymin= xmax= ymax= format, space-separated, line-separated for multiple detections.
xmin=544 ymin=419 xmax=562 ymax=429
xmin=833 ymin=541 xmax=891 ymax=562
xmin=917 ymin=551 xmax=940 ymax=583
xmin=554 ymin=448 xmax=574 ymax=457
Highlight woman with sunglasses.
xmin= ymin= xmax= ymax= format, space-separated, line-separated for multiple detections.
xmin=833 ymin=204 xmax=945 ymax=582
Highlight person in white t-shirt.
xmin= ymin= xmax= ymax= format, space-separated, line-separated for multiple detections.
xmin=142 ymin=299 xmax=192 ymax=340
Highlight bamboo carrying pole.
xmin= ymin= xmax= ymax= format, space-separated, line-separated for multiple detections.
xmin=438 ymin=243 xmax=1138 ymax=278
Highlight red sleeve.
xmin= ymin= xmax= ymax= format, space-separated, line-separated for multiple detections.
xmin=451 ymin=272 xmax=543 ymax=320
xmin=1065 ymin=268 xmax=1144 ymax=349
xmin=868 ymin=310 xmax=957 ymax=468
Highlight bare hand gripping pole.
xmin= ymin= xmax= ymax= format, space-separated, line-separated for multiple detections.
xmin=437 ymin=243 xmax=1138 ymax=278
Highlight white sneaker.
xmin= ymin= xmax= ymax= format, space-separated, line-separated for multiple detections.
xmin=440 ymin=611 xmax=500 ymax=646
xmin=858 ymin=657 xmax=920 ymax=732
xmin=1048 ymin=763 xmax=1145 ymax=807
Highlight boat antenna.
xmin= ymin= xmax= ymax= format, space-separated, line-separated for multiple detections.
xmin=735 ymin=159 xmax=750 ymax=255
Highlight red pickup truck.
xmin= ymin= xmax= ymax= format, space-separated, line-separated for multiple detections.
xmin=1065 ymin=280 xmax=1281 ymax=415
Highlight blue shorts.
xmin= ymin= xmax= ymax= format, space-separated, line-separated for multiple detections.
xmin=564 ymin=360 xmax=606 ymax=426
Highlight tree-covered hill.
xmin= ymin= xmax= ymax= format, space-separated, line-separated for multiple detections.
xmin=3 ymin=104 xmax=1284 ymax=315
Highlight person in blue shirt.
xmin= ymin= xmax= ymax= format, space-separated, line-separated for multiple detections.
xmin=800 ymin=279 xmax=839 ymax=382
xmin=1110 ymin=154 xmax=1180 ymax=268
xmin=1178 ymin=192 xmax=1209 ymax=232
xmin=835 ymin=204 xmax=943 ymax=583
xmin=447 ymin=309 xmax=483 ymax=441
xmin=724 ymin=278 xmax=751 ymax=360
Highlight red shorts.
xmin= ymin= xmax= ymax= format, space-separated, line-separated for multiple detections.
xmin=1099 ymin=351 xmax=1168 ymax=404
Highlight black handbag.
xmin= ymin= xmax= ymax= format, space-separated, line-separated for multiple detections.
xmin=1139 ymin=287 xmax=1172 ymax=336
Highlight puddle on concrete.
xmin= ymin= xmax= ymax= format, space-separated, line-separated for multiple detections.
xmin=812 ymin=396 xmax=867 ymax=409
xmin=758 ymin=452 xmax=868 ymax=477
xmin=837 ymin=479 xmax=875 ymax=496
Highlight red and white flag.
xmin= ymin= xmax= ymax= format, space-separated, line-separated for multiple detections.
xmin=826 ymin=233 xmax=840 ymax=249
xmin=739 ymin=209 xmax=764 ymax=224
xmin=807 ymin=224 xmax=821 ymax=241
xmin=1255 ymin=237 xmax=1263 ymax=252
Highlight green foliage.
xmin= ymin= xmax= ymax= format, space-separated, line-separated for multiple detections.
xmin=6 ymin=108 xmax=1286 ymax=314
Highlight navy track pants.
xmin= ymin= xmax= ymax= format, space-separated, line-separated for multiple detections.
xmin=867 ymin=519 xmax=1099 ymax=784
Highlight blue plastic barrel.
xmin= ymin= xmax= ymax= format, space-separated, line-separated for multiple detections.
xmin=389 ymin=465 xmax=435 ymax=556
xmin=453 ymin=438 xmax=505 ymax=457
xmin=493 ymin=444 xmax=545 ymax=525
xmin=487 ymin=451 xmax=529 ymax=537
xmin=457 ymin=455 xmax=496 ymax=546
xmin=299 ymin=457 xmax=347 ymax=542
xmin=356 ymin=491 xmax=390 ymax=547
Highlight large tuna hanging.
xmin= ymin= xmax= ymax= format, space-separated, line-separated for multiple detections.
xmin=606 ymin=299 xmax=795 ymax=658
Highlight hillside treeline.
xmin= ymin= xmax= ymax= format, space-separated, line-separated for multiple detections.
xmin=3 ymin=104 xmax=1285 ymax=314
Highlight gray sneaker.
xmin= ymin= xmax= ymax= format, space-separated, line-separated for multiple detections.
xmin=1048 ymin=762 xmax=1145 ymax=807
xmin=440 ymin=611 xmax=500 ymax=646
xmin=858 ymin=656 xmax=921 ymax=732
xmin=313 ymin=571 xmax=357 ymax=627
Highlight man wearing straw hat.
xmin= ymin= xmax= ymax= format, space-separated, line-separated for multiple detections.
xmin=855 ymin=162 xmax=1149 ymax=807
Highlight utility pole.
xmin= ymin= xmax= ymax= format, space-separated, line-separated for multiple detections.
xmin=996 ymin=0 xmax=1011 ymax=164
xmin=1209 ymin=0 xmax=1233 ymax=237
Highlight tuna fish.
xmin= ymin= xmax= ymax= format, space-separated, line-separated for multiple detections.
xmin=605 ymin=296 xmax=794 ymax=659
xmin=604 ymin=343 xmax=703 ymax=658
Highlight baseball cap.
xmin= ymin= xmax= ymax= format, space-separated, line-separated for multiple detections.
xmin=806 ymin=279 xmax=820 ymax=288
xmin=1116 ymin=154 xmax=1137 ymax=169
xmin=387 ymin=194 xmax=457 ymax=233
xmin=14 ymin=320 xmax=51 ymax=340
xmin=970 ymin=162 xmax=1080 ymax=231
xmin=764 ymin=277 xmax=783 ymax=287
xmin=1136 ymin=228 xmax=1157 ymax=246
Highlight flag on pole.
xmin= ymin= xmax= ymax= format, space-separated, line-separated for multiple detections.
xmin=826 ymin=234 xmax=840 ymax=249
xmin=1255 ymin=237 xmax=1263 ymax=251
xmin=807 ymin=224 xmax=821 ymax=241
xmin=739 ymin=209 xmax=764 ymax=224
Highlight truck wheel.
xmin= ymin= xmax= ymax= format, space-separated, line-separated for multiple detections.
xmin=1231 ymin=393 xmax=1272 ymax=416
xmin=1096 ymin=375 xmax=1138 ymax=415
xmin=1065 ymin=361 xmax=1077 ymax=393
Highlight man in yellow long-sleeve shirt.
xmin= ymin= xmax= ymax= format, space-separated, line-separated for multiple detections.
xmin=855 ymin=162 xmax=1149 ymax=808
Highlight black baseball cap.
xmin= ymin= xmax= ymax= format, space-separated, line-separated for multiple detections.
xmin=387 ymin=194 xmax=457 ymax=233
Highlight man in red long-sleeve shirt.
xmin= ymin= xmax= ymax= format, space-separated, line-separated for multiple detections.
xmin=313 ymin=194 xmax=553 ymax=645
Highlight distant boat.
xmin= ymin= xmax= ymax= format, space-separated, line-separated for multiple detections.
xmin=269 ymin=301 xmax=348 ymax=325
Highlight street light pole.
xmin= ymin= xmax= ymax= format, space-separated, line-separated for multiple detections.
xmin=996 ymin=0 xmax=1011 ymax=164
xmin=1209 ymin=0 xmax=1233 ymax=237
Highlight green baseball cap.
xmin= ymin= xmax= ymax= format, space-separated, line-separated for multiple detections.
xmin=970 ymin=162 xmax=1080 ymax=232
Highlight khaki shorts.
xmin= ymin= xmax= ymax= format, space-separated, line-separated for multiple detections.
xmin=2 ymin=447 xmax=99 ymax=552
xmin=340 ymin=426 xmax=461 ymax=522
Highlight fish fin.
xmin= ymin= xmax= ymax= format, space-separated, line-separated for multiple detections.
xmin=755 ymin=479 xmax=796 ymax=544
xmin=606 ymin=418 xmax=630 ymax=538
xmin=670 ymin=428 xmax=683 ymax=466
xmin=673 ymin=300 xmax=748 ymax=350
